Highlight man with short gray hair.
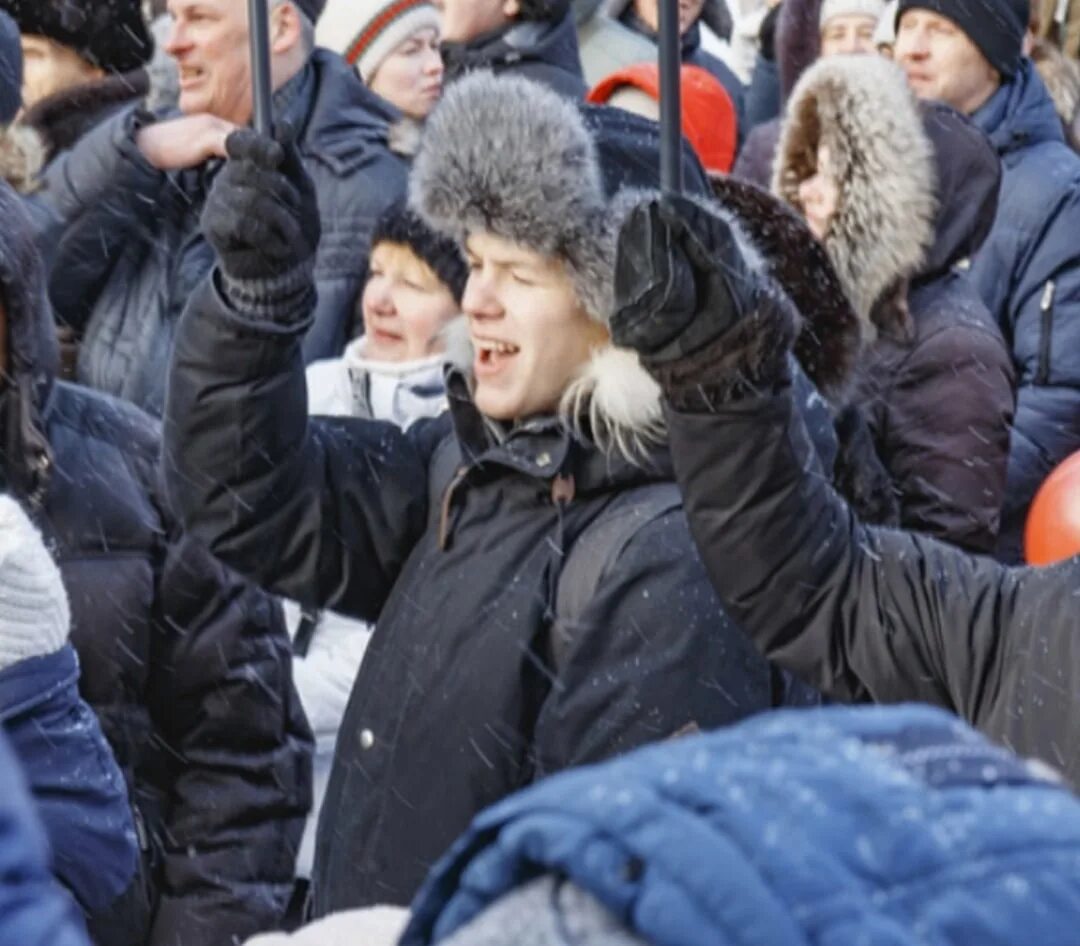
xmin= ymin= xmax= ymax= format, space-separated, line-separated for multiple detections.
xmin=37 ymin=0 xmax=408 ymax=417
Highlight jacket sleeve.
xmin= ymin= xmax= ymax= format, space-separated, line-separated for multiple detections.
xmin=664 ymin=382 xmax=1080 ymax=746
xmin=164 ymin=273 xmax=434 ymax=621
xmin=886 ymin=323 xmax=1015 ymax=553
xmin=38 ymin=107 xmax=167 ymax=332
xmin=533 ymin=511 xmax=775 ymax=774
xmin=145 ymin=528 xmax=313 ymax=946
xmin=0 ymin=733 xmax=92 ymax=946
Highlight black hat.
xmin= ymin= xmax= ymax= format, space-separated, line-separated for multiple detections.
xmin=371 ymin=202 xmax=469 ymax=303
xmin=292 ymin=0 xmax=328 ymax=23
xmin=0 ymin=0 xmax=153 ymax=74
xmin=0 ymin=9 xmax=19 ymax=124
xmin=896 ymin=0 xmax=1029 ymax=78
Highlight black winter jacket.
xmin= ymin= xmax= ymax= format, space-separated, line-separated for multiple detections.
xmin=441 ymin=10 xmax=587 ymax=98
xmin=163 ymin=266 xmax=802 ymax=912
xmin=667 ymin=381 xmax=1080 ymax=783
xmin=0 ymin=184 xmax=313 ymax=946
xmin=37 ymin=51 xmax=408 ymax=417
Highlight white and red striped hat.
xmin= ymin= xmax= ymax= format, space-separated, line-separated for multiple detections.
xmin=316 ymin=0 xmax=440 ymax=84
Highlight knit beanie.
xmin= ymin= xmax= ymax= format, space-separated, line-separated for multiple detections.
xmin=0 ymin=0 xmax=153 ymax=74
xmin=0 ymin=496 xmax=69 ymax=672
xmin=371 ymin=200 xmax=469 ymax=303
xmin=316 ymin=0 xmax=440 ymax=84
xmin=896 ymin=0 xmax=1029 ymax=77
xmin=819 ymin=0 xmax=887 ymax=27
xmin=0 ymin=9 xmax=19 ymax=125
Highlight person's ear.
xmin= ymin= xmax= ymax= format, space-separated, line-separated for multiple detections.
xmin=270 ymin=1 xmax=303 ymax=55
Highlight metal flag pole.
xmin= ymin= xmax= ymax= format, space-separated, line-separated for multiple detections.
xmin=658 ymin=0 xmax=683 ymax=195
xmin=249 ymin=0 xmax=274 ymax=135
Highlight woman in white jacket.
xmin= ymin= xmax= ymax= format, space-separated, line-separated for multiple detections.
xmin=287 ymin=202 xmax=469 ymax=882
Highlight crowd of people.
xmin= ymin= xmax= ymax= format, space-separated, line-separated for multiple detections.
xmin=2 ymin=0 xmax=1080 ymax=943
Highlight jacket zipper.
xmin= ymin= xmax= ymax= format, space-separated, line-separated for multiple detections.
xmin=1037 ymin=280 xmax=1056 ymax=385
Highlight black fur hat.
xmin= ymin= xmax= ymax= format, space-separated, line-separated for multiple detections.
xmin=371 ymin=201 xmax=469 ymax=304
xmin=0 ymin=0 xmax=152 ymax=73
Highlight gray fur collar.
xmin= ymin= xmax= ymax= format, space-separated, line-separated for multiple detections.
xmin=773 ymin=56 xmax=936 ymax=340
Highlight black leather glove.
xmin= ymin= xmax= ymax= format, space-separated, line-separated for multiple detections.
xmin=612 ymin=194 xmax=798 ymax=407
xmin=202 ymin=125 xmax=320 ymax=319
xmin=612 ymin=195 xmax=754 ymax=365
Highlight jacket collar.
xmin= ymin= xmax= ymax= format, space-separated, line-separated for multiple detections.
xmin=973 ymin=59 xmax=1067 ymax=156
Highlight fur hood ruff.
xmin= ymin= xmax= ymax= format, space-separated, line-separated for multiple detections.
xmin=774 ymin=56 xmax=937 ymax=339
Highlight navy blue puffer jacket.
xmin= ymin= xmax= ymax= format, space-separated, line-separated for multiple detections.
xmin=967 ymin=60 xmax=1080 ymax=561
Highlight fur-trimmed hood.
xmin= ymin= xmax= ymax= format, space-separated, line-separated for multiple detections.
xmin=774 ymin=55 xmax=937 ymax=338
xmin=411 ymin=71 xmax=714 ymax=458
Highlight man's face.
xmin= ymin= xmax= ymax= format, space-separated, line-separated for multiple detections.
xmin=165 ymin=0 xmax=256 ymax=124
xmin=440 ymin=0 xmax=519 ymax=43
xmin=633 ymin=0 xmax=707 ymax=35
xmin=20 ymin=35 xmax=103 ymax=110
xmin=819 ymin=14 xmax=879 ymax=57
xmin=895 ymin=8 xmax=1000 ymax=114
xmin=462 ymin=231 xmax=610 ymax=422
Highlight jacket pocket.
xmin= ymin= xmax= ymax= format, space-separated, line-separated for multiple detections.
xmin=1036 ymin=280 xmax=1056 ymax=385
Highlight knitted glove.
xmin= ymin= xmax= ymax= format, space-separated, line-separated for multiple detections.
xmin=0 ymin=496 xmax=69 ymax=672
xmin=201 ymin=125 xmax=321 ymax=322
xmin=611 ymin=195 xmax=798 ymax=409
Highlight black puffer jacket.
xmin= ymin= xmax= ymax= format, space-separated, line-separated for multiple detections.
xmin=37 ymin=50 xmax=408 ymax=417
xmin=164 ymin=264 xmax=804 ymax=912
xmin=441 ymin=8 xmax=587 ymax=98
xmin=0 ymin=183 xmax=313 ymax=946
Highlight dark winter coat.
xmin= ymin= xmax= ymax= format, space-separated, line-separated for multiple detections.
xmin=163 ymin=264 xmax=803 ymax=913
xmin=36 ymin=50 xmax=408 ymax=417
xmin=441 ymin=10 xmax=587 ymax=98
xmin=0 ymin=183 xmax=313 ymax=946
xmin=405 ymin=704 xmax=1080 ymax=946
xmin=0 ymin=730 xmax=94 ymax=946
xmin=732 ymin=0 xmax=822 ymax=188
xmin=0 ymin=645 xmax=140 ymax=939
xmin=966 ymin=60 xmax=1080 ymax=562
xmin=743 ymin=54 xmax=781 ymax=131
xmin=666 ymin=366 xmax=1080 ymax=781
xmin=774 ymin=61 xmax=1015 ymax=553
xmin=22 ymin=70 xmax=149 ymax=167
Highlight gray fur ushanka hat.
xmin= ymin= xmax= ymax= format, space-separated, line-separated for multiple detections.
xmin=410 ymin=71 xmax=641 ymax=326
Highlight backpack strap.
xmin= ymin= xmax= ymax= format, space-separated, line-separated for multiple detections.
xmin=551 ymin=482 xmax=683 ymax=669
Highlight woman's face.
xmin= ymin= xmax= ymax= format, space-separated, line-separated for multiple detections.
xmin=361 ymin=242 xmax=460 ymax=362
xmin=797 ymin=143 xmax=841 ymax=240
xmin=632 ymin=0 xmax=707 ymax=34
xmin=462 ymin=231 xmax=610 ymax=422
xmin=368 ymin=27 xmax=445 ymax=120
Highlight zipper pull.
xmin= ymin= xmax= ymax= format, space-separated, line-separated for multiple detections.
xmin=1041 ymin=280 xmax=1056 ymax=312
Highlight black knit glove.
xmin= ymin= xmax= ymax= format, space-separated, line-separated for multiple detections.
xmin=201 ymin=125 xmax=321 ymax=321
xmin=612 ymin=195 xmax=797 ymax=407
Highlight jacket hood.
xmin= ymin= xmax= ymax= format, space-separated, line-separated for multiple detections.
xmin=0 ymin=180 xmax=57 ymax=501
xmin=775 ymin=55 xmax=937 ymax=337
xmin=975 ymin=58 xmax=1067 ymax=156
xmin=917 ymin=103 xmax=1000 ymax=279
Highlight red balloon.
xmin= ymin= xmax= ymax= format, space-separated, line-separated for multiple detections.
xmin=1025 ymin=450 xmax=1080 ymax=565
